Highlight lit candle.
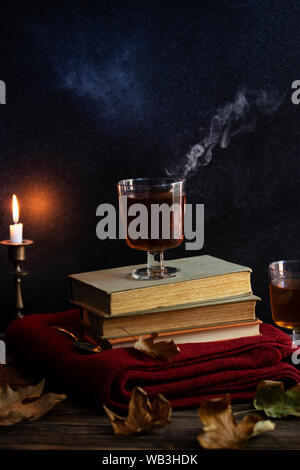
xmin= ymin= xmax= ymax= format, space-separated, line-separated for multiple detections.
xmin=9 ymin=194 xmax=23 ymax=244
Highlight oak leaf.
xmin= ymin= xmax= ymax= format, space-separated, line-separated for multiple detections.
xmin=104 ymin=386 xmax=171 ymax=435
xmin=254 ymin=380 xmax=300 ymax=418
xmin=197 ymin=394 xmax=275 ymax=450
xmin=134 ymin=333 xmax=180 ymax=361
xmin=0 ymin=366 xmax=67 ymax=426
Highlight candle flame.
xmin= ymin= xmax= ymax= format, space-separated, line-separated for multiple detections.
xmin=12 ymin=194 xmax=19 ymax=224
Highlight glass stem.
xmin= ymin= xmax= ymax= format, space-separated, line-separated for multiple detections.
xmin=147 ymin=251 xmax=165 ymax=275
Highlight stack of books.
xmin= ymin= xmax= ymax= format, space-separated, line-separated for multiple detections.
xmin=68 ymin=255 xmax=261 ymax=349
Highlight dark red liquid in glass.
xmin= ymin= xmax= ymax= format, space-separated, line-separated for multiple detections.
xmin=123 ymin=190 xmax=185 ymax=252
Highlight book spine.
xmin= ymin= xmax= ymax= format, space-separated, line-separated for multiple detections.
xmin=81 ymin=308 xmax=105 ymax=336
xmin=68 ymin=276 xmax=111 ymax=314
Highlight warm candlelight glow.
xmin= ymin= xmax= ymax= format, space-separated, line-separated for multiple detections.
xmin=12 ymin=194 xmax=20 ymax=224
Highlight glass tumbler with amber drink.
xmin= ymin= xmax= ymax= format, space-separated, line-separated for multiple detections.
xmin=269 ymin=260 xmax=300 ymax=345
xmin=118 ymin=178 xmax=186 ymax=280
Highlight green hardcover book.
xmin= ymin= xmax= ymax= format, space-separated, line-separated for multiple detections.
xmin=68 ymin=254 xmax=253 ymax=316
xmin=80 ymin=294 xmax=260 ymax=338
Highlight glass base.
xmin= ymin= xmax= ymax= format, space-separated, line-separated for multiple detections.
xmin=132 ymin=266 xmax=180 ymax=280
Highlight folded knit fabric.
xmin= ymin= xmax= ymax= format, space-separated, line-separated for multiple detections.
xmin=5 ymin=309 xmax=300 ymax=410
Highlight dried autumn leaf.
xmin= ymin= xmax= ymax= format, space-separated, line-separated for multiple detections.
xmin=0 ymin=375 xmax=67 ymax=426
xmin=104 ymin=386 xmax=172 ymax=435
xmin=197 ymin=394 xmax=275 ymax=450
xmin=0 ymin=365 xmax=29 ymax=389
xmin=134 ymin=333 xmax=180 ymax=361
xmin=254 ymin=380 xmax=300 ymax=418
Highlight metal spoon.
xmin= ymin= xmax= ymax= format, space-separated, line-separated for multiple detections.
xmin=50 ymin=326 xmax=103 ymax=354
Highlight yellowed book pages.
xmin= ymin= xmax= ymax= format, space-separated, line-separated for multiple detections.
xmin=81 ymin=294 xmax=259 ymax=338
xmin=83 ymin=319 xmax=262 ymax=349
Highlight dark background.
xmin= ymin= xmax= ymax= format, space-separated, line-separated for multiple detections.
xmin=0 ymin=0 xmax=299 ymax=329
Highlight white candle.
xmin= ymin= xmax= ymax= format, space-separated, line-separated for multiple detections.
xmin=10 ymin=194 xmax=23 ymax=244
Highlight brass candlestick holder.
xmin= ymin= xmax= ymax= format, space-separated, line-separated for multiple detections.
xmin=0 ymin=239 xmax=34 ymax=321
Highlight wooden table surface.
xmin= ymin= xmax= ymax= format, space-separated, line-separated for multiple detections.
xmin=1 ymin=397 xmax=300 ymax=451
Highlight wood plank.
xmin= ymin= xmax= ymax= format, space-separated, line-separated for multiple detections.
xmin=0 ymin=398 xmax=300 ymax=450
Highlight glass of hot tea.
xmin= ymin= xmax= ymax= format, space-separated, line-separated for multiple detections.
xmin=269 ymin=260 xmax=300 ymax=345
xmin=117 ymin=178 xmax=186 ymax=280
